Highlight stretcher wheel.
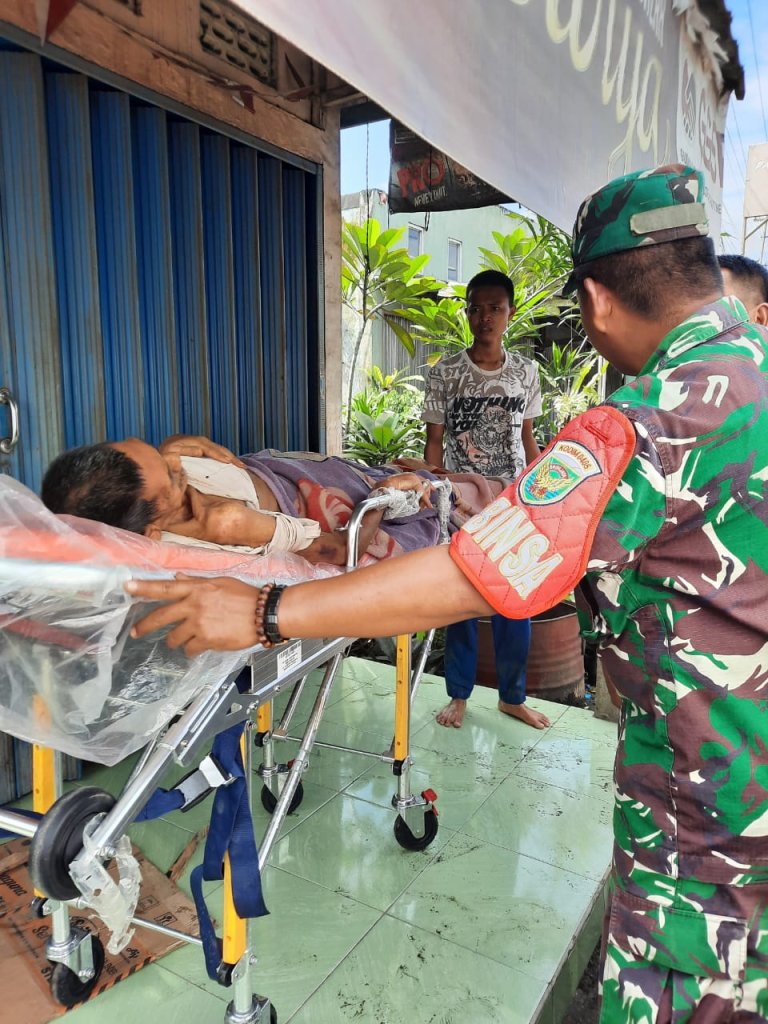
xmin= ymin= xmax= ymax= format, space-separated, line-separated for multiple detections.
xmin=29 ymin=786 xmax=116 ymax=900
xmin=49 ymin=933 xmax=105 ymax=1007
xmin=260 ymin=781 xmax=304 ymax=815
xmin=394 ymin=809 xmax=438 ymax=851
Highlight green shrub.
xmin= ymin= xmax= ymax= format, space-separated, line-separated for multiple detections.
xmin=343 ymin=366 xmax=426 ymax=465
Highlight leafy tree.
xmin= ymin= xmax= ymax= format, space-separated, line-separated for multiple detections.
xmin=535 ymin=339 xmax=605 ymax=446
xmin=392 ymin=211 xmax=579 ymax=362
xmin=478 ymin=212 xmax=578 ymax=346
xmin=341 ymin=219 xmax=439 ymax=434
xmin=392 ymin=291 xmax=471 ymax=357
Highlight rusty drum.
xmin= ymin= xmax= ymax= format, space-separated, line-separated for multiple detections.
xmin=476 ymin=602 xmax=584 ymax=700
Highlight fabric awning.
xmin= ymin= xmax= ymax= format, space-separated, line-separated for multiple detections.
xmin=40 ymin=1 xmax=743 ymax=232
xmin=235 ymin=0 xmax=741 ymax=232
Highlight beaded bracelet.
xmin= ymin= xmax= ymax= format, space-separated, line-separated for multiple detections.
xmin=254 ymin=582 xmax=288 ymax=648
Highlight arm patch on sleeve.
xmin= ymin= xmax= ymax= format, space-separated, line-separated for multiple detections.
xmin=449 ymin=406 xmax=635 ymax=618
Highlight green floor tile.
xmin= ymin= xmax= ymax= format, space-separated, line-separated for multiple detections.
xmin=461 ymin=773 xmax=614 ymax=882
xmin=514 ymin=733 xmax=616 ymax=795
xmin=268 ymin=790 xmax=453 ymax=910
xmin=345 ymin=740 xmax=509 ymax=831
xmin=412 ymin=708 xmax=538 ymax=772
xmin=162 ymin=865 xmax=381 ymax=1021
xmin=63 ymin=958 xmax=231 ymax=1024
xmin=289 ymin=913 xmax=548 ymax=1024
xmin=124 ymin=817 xmax=199 ymax=874
xmin=251 ymin=776 xmax=342 ymax=839
xmin=548 ymin=705 xmax=618 ymax=746
xmin=387 ymin=831 xmax=599 ymax=983
xmin=23 ymin=656 xmax=614 ymax=1024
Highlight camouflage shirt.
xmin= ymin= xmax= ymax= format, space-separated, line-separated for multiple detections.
xmin=577 ymin=296 xmax=768 ymax=990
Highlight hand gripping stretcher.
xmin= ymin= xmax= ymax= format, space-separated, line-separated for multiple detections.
xmin=0 ymin=475 xmax=451 ymax=1023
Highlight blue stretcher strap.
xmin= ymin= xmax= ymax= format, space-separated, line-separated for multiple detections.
xmin=134 ymin=787 xmax=186 ymax=821
xmin=190 ymin=722 xmax=269 ymax=981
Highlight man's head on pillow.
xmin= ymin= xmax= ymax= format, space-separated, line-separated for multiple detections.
xmin=42 ymin=439 xmax=188 ymax=535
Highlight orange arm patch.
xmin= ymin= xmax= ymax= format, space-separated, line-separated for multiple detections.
xmin=449 ymin=406 xmax=635 ymax=618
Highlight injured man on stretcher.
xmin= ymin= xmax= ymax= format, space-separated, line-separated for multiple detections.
xmin=41 ymin=434 xmax=504 ymax=565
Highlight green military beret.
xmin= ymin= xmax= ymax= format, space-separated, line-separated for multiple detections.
xmin=562 ymin=164 xmax=709 ymax=294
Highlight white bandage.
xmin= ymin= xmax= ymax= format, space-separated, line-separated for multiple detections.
xmin=368 ymin=484 xmax=429 ymax=520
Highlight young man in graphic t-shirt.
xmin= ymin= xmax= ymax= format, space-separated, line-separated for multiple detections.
xmin=422 ymin=269 xmax=550 ymax=730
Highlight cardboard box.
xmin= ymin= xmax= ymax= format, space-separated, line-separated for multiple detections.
xmin=0 ymin=838 xmax=200 ymax=1021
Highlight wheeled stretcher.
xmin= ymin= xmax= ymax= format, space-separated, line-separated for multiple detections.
xmin=0 ymin=476 xmax=450 ymax=1022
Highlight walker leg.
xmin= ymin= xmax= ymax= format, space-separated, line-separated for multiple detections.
xmin=391 ymin=636 xmax=439 ymax=851
xmin=32 ymin=743 xmax=60 ymax=817
xmin=32 ymin=745 xmax=104 ymax=1006
xmin=223 ymin=722 xmax=275 ymax=1024
xmin=32 ymin=743 xmax=61 ymax=901
xmin=256 ymin=698 xmax=304 ymax=815
xmin=258 ymin=653 xmax=344 ymax=870
xmin=409 ymin=628 xmax=436 ymax=709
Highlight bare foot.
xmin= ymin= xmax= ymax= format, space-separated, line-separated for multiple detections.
xmin=498 ymin=700 xmax=551 ymax=729
xmin=436 ymin=698 xmax=467 ymax=728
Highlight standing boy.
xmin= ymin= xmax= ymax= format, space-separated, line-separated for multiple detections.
xmin=422 ymin=269 xmax=550 ymax=729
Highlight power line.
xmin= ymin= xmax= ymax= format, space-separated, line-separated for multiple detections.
xmin=730 ymin=104 xmax=750 ymax=172
xmin=726 ymin=128 xmax=747 ymax=180
xmin=746 ymin=0 xmax=768 ymax=138
xmin=720 ymin=203 xmax=740 ymax=242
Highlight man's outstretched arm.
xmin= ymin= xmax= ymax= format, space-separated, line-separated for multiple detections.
xmin=127 ymin=545 xmax=493 ymax=656
xmin=128 ymin=407 xmax=636 ymax=656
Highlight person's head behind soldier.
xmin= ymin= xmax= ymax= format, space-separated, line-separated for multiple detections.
xmin=563 ymin=164 xmax=723 ymax=374
xmin=465 ymin=269 xmax=516 ymax=347
xmin=717 ymin=253 xmax=768 ymax=326
xmin=41 ymin=438 xmax=187 ymax=535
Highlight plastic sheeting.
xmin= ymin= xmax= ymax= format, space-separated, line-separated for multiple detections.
xmin=0 ymin=477 xmax=337 ymax=765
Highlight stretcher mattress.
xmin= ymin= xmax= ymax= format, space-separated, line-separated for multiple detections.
xmin=0 ymin=476 xmax=339 ymax=765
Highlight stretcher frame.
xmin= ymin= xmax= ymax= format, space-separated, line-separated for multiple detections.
xmin=0 ymin=487 xmax=449 ymax=1023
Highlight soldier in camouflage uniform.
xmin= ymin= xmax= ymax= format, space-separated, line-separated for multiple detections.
xmin=129 ymin=165 xmax=768 ymax=1023
xmin=561 ymin=166 xmax=768 ymax=1023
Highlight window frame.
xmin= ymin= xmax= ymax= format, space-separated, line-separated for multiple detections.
xmin=407 ymin=223 xmax=424 ymax=259
xmin=447 ymin=237 xmax=462 ymax=282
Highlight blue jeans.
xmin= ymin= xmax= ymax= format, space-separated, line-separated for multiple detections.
xmin=444 ymin=615 xmax=531 ymax=705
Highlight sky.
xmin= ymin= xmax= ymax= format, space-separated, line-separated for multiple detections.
xmin=340 ymin=0 xmax=768 ymax=259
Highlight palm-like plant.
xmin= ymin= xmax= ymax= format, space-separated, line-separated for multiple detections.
xmin=342 ymin=219 xmax=440 ymax=433
xmin=393 ymin=212 xmax=579 ymax=362
xmin=343 ymin=366 xmax=426 ymax=465
xmin=478 ymin=213 xmax=577 ymax=346
xmin=535 ymin=340 xmax=605 ymax=446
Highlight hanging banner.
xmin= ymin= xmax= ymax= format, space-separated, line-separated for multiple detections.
xmin=233 ymin=0 xmax=736 ymax=232
xmin=388 ymin=122 xmax=511 ymax=213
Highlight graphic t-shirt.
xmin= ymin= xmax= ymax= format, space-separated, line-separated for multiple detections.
xmin=422 ymin=349 xmax=541 ymax=480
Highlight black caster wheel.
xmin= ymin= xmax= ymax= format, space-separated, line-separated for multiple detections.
xmin=29 ymin=786 xmax=116 ymax=900
xmin=49 ymin=933 xmax=105 ymax=1007
xmin=30 ymin=895 xmax=48 ymax=918
xmin=394 ymin=808 xmax=439 ymax=851
xmin=260 ymin=781 xmax=304 ymax=815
